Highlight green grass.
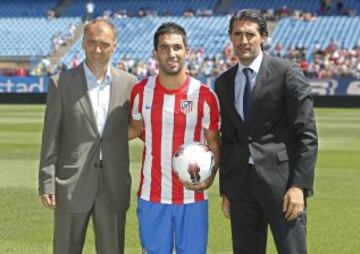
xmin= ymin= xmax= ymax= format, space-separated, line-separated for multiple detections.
xmin=0 ymin=105 xmax=359 ymax=253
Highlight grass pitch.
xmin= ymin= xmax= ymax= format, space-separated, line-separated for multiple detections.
xmin=0 ymin=105 xmax=359 ymax=253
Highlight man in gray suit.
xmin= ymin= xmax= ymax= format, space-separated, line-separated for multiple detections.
xmin=215 ymin=10 xmax=318 ymax=254
xmin=39 ymin=19 xmax=137 ymax=254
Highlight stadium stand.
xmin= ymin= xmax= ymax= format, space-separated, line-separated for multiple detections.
xmin=54 ymin=14 xmax=359 ymax=79
xmin=1 ymin=0 xmax=359 ymax=107
xmin=232 ymin=0 xmax=360 ymax=15
xmin=270 ymin=16 xmax=360 ymax=58
xmin=0 ymin=17 xmax=81 ymax=60
xmin=0 ymin=0 xmax=359 ymax=80
xmin=59 ymin=16 xmax=229 ymax=64
xmin=0 ymin=0 xmax=57 ymax=17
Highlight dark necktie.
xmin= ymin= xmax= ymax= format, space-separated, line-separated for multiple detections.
xmin=242 ymin=68 xmax=252 ymax=123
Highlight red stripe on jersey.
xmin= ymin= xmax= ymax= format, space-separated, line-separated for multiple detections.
xmin=130 ymin=79 xmax=147 ymax=115
xmin=193 ymin=85 xmax=207 ymax=201
xmin=150 ymin=82 xmax=164 ymax=202
xmin=132 ymin=79 xmax=147 ymax=198
xmin=207 ymin=88 xmax=220 ymax=131
xmin=171 ymin=78 xmax=190 ymax=204
xmin=194 ymin=85 xmax=205 ymax=142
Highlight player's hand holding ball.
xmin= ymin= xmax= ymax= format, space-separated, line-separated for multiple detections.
xmin=172 ymin=143 xmax=216 ymax=191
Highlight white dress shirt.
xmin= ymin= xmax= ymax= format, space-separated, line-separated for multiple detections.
xmin=84 ymin=63 xmax=112 ymax=159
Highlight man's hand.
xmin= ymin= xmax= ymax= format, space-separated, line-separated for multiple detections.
xmin=128 ymin=118 xmax=143 ymax=140
xmin=283 ymin=186 xmax=304 ymax=221
xmin=183 ymin=129 xmax=220 ymax=191
xmin=183 ymin=172 xmax=216 ymax=191
xmin=41 ymin=193 xmax=56 ymax=209
xmin=221 ymin=195 xmax=231 ymax=219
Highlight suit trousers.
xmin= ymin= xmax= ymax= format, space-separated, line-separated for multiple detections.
xmin=53 ymin=187 xmax=127 ymax=254
xmin=229 ymin=164 xmax=307 ymax=254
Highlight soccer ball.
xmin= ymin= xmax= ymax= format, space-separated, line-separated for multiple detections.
xmin=172 ymin=143 xmax=215 ymax=184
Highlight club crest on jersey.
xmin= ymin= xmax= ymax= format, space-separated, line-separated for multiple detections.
xmin=180 ymin=100 xmax=193 ymax=114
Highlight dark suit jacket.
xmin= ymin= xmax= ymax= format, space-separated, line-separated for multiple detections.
xmin=215 ymin=54 xmax=318 ymax=201
xmin=39 ymin=63 xmax=137 ymax=213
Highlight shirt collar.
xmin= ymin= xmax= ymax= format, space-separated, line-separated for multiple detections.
xmin=237 ymin=51 xmax=263 ymax=75
xmin=83 ymin=62 xmax=112 ymax=87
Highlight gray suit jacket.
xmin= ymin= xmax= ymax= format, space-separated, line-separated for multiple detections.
xmin=215 ymin=54 xmax=318 ymax=201
xmin=39 ymin=63 xmax=137 ymax=213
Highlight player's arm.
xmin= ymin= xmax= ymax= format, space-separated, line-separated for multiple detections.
xmin=205 ymin=129 xmax=220 ymax=173
xmin=184 ymin=129 xmax=220 ymax=191
xmin=128 ymin=118 xmax=143 ymax=140
xmin=128 ymin=83 xmax=144 ymax=140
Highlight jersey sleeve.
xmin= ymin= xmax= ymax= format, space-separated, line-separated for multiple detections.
xmin=202 ymin=87 xmax=221 ymax=131
xmin=130 ymin=80 xmax=145 ymax=121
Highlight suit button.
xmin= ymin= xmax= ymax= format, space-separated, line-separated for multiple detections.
xmin=100 ymin=138 xmax=103 ymax=142
xmin=94 ymin=163 xmax=98 ymax=168
xmin=248 ymin=136 xmax=252 ymax=143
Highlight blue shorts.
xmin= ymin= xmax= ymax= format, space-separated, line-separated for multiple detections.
xmin=137 ymin=198 xmax=208 ymax=254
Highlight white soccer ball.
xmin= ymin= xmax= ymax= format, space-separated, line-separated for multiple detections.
xmin=172 ymin=143 xmax=215 ymax=184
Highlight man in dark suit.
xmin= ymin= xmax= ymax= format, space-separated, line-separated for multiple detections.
xmin=215 ymin=10 xmax=318 ymax=254
xmin=39 ymin=19 xmax=137 ymax=254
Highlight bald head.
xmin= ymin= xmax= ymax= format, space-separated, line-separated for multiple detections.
xmin=83 ymin=19 xmax=117 ymax=42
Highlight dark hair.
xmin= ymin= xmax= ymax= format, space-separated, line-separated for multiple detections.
xmin=83 ymin=18 xmax=117 ymax=41
xmin=228 ymin=9 xmax=268 ymax=37
xmin=153 ymin=22 xmax=188 ymax=49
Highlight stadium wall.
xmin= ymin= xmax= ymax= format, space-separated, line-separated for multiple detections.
xmin=0 ymin=60 xmax=30 ymax=68
xmin=0 ymin=76 xmax=359 ymax=107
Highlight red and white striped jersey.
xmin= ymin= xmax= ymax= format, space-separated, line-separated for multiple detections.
xmin=130 ymin=75 xmax=220 ymax=204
